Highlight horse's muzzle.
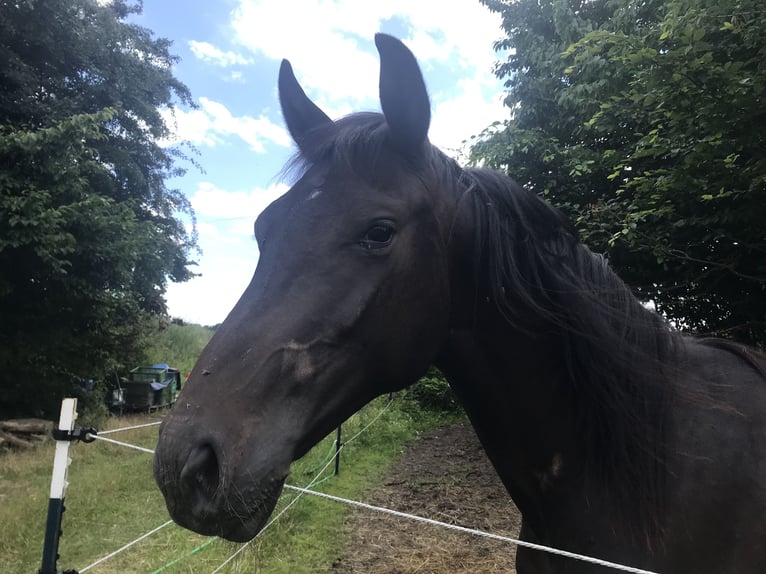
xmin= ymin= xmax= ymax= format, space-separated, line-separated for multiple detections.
xmin=153 ymin=422 xmax=286 ymax=542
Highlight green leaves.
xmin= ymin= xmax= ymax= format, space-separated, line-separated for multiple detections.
xmin=0 ymin=1 xmax=199 ymax=418
xmin=475 ymin=0 xmax=766 ymax=346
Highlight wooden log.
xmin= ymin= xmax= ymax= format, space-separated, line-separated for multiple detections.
xmin=0 ymin=430 xmax=35 ymax=449
xmin=0 ymin=419 xmax=53 ymax=434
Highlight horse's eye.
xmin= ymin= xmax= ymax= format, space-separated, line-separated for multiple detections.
xmin=360 ymin=224 xmax=395 ymax=250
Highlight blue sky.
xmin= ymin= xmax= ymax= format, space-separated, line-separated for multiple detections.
xmin=133 ymin=1 xmax=508 ymax=325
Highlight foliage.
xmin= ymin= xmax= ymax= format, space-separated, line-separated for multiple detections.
xmin=474 ymin=0 xmax=766 ymax=345
xmin=403 ymin=367 xmax=462 ymax=414
xmin=0 ymin=0 xmax=199 ymax=418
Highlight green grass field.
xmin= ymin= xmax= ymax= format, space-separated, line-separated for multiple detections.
xmin=1 ymin=397 xmax=453 ymax=574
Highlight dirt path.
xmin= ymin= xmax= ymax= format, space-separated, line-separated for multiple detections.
xmin=334 ymin=422 xmax=522 ymax=573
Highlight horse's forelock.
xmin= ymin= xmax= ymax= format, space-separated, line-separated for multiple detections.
xmin=282 ymin=112 xmax=447 ymax=187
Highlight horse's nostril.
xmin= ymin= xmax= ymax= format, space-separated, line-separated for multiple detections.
xmin=181 ymin=444 xmax=220 ymax=501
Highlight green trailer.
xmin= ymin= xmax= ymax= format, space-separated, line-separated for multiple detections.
xmin=110 ymin=364 xmax=182 ymax=412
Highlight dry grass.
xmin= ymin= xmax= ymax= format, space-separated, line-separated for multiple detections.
xmin=335 ymin=423 xmax=521 ymax=573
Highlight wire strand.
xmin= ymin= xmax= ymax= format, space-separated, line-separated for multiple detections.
xmin=209 ymin=397 xmax=395 ymax=573
xmin=99 ymin=421 xmax=163 ymax=435
xmin=88 ymin=434 xmax=156 ymax=454
xmin=282 ymin=485 xmax=661 ymax=574
xmin=76 ymin=398 xmax=394 ymax=573
xmin=79 ymin=398 xmax=661 ymax=574
xmin=79 ymin=520 xmax=174 ymax=573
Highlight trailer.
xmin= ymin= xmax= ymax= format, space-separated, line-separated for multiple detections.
xmin=108 ymin=364 xmax=182 ymax=412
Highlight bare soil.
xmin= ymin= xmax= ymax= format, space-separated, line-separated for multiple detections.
xmin=334 ymin=422 xmax=522 ymax=573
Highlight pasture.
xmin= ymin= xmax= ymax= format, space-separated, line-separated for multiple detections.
xmin=1 ymin=322 xmax=462 ymax=573
xmin=1 ymin=399 xmax=455 ymax=573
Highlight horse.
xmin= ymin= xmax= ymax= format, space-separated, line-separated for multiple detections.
xmin=153 ymin=34 xmax=766 ymax=573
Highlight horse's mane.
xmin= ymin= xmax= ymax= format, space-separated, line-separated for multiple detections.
xmin=287 ymin=111 xmax=681 ymax=541
xmin=456 ymin=166 xmax=681 ymax=541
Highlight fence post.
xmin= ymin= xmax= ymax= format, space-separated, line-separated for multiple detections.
xmin=39 ymin=398 xmax=78 ymax=574
xmin=334 ymin=424 xmax=342 ymax=475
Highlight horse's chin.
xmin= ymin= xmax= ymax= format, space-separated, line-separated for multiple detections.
xmin=215 ymin=511 xmax=275 ymax=543
xmin=165 ymin=477 xmax=286 ymax=543
xmin=181 ymin=513 xmax=270 ymax=543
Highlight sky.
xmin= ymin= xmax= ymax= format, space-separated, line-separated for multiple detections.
xmin=133 ymin=0 xmax=509 ymax=326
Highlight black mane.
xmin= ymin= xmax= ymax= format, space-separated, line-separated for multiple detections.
xmin=457 ymin=165 xmax=682 ymax=540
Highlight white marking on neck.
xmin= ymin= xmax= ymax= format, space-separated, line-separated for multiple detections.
xmin=535 ymin=452 xmax=564 ymax=491
xmin=550 ymin=453 xmax=563 ymax=478
xmin=283 ymin=340 xmax=316 ymax=380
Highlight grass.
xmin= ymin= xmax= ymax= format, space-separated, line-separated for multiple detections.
xmin=140 ymin=322 xmax=216 ymax=378
xmin=1 ymin=396 xmax=456 ymax=574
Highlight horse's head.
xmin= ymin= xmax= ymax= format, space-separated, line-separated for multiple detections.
xmin=153 ymin=34 xmax=459 ymax=541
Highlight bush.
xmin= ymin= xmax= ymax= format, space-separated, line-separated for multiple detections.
xmin=72 ymin=384 xmax=109 ymax=429
xmin=403 ymin=367 xmax=462 ymax=414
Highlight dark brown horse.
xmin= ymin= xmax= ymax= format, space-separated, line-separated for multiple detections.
xmin=153 ymin=34 xmax=766 ymax=573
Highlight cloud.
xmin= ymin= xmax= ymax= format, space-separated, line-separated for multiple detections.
xmin=228 ymin=1 xmax=502 ymax=104
xmin=391 ymin=2 xmax=504 ymax=74
xmin=166 ymin=250 xmax=257 ymax=325
xmin=226 ymin=1 xmax=505 ymax=148
xmin=160 ymin=98 xmax=291 ymax=152
xmin=430 ymin=78 xmax=507 ymax=158
xmin=166 ymin=181 xmax=290 ymax=325
xmin=230 ymin=1 xmax=380 ymax=104
xmin=190 ymin=181 xmax=288 ymax=220
xmin=188 ymin=40 xmax=252 ymax=67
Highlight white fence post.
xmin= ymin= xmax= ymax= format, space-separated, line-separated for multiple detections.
xmin=39 ymin=398 xmax=78 ymax=574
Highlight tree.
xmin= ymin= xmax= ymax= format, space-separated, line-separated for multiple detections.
xmin=474 ymin=0 xmax=766 ymax=346
xmin=0 ymin=0 xmax=198 ymax=418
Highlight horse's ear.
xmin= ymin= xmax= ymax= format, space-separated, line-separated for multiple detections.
xmin=278 ymin=59 xmax=332 ymax=145
xmin=375 ymin=33 xmax=431 ymax=158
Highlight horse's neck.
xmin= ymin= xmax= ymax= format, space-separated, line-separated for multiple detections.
xmin=436 ymin=324 xmax=584 ymax=524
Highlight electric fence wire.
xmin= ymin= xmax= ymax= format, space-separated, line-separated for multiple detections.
xmin=209 ymin=396 xmax=395 ymax=573
xmin=98 ymin=421 xmax=163 ymax=435
xmin=76 ymin=397 xmax=662 ymax=574
xmin=75 ymin=397 xmax=394 ymax=573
